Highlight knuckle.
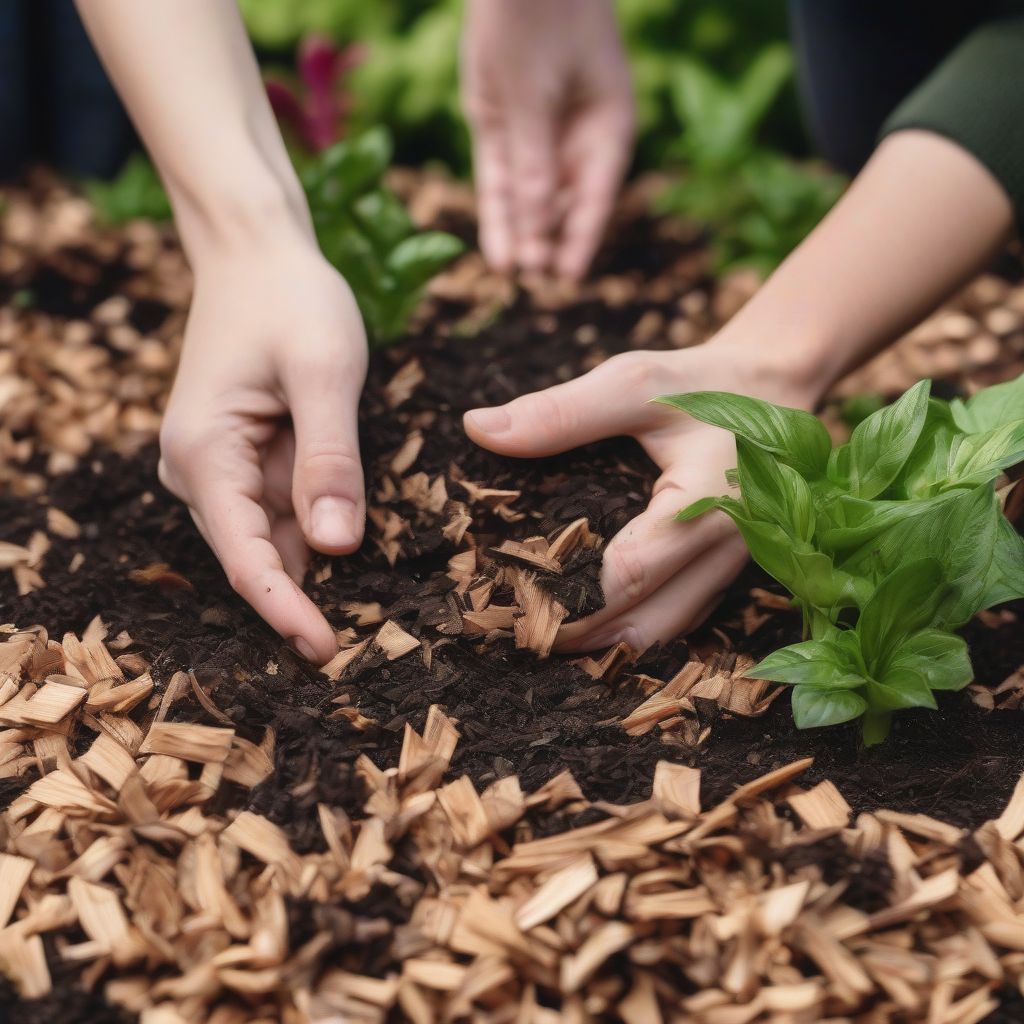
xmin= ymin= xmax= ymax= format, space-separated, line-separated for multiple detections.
xmin=606 ymin=539 xmax=646 ymax=602
xmin=299 ymin=440 xmax=362 ymax=479
xmin=602 ymin=352 xmax=656 ymax=393
xmin=158 ymin=418 xmax=204 ymax=469
xmin=519 ymin=390 xmax=576 ymax=446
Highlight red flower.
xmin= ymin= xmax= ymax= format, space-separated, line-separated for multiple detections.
xmin=266 ymin=35 xmax=365 ymax=153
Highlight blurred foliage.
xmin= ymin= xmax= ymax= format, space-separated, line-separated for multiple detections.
xmin=84 ymin=130 xmax=463 ymax=345
xmin=657 ymin=46 xmax=846 ymax=274
xmin=84 ymin=153 xmax=172 ymax=226
xmin=302 ymin=127 xmax=464 ymax=343
xmin=239 ymin=0 xmax=807 ymax=173
xmin=91 ymin=2 xmax=841 ymax=280
xmin=240 ymin=0 xmax=840 ymax=273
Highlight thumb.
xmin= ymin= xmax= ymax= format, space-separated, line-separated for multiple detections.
xmin=288 ymin=362 xmax=366 ymax=554
xmin=464 ymin=356 xmax=651 ymax=457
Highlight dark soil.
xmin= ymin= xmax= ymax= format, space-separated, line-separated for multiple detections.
xmin=1 ymin=213 xmax=1023 ymax=1022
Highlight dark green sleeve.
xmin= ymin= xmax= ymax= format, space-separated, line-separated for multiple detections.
xmin=881 ymin=18 xmax=1024 ymax=233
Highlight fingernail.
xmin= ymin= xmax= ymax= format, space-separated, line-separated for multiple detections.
xmin=466 ymin=407 xmax=511 ymax=434
xmin=311 ymin=496 xmax=357 ymax=548
xmin=288 ymin=635 xmax=317 ymax=662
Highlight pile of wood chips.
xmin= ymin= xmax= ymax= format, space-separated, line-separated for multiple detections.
xmin=2 ymin=621 xmax=1024 ymax=1023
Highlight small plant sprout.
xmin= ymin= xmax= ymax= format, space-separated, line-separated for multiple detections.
xmin=658 ymin=371 xmax=1024 ymax=744
xmin=302 ymin=128 xmax=465 ymax=344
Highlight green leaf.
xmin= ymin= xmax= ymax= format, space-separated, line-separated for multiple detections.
xmin=978 ymin=515 xmax=1024 ymax=608
xmin=748 ymin=639 xmax=863 ymax=689
xmin=864 ymin=670 xmax=938 ymax=712
xmin=352 ymin=189 xmax=415 ymax=254
xmin=950 ymin=372 xmax=1024 ymax=433
xmin=856 ymin=558 xmax=945 ymax=670
xmin=387 ymin=231 xmax=465 ymax=289
xmin=838 ymin=484 xmax=999 ymax=626
xmin=655 ymin=391 xmax=831 ymax=478
xmin=791 ymin=686 xmax=867 ymax=729
xmin=309 ymin=128 xmax=392 ymax=205
xmin=845 ymin=380 xmax=930 ymax=499
xmin=947 ymin=419 xmax=1024 ymax=487
xmin=675 ymin=495 xmax=724 ymax=522
xmin=885 ymin=629 xmax=972 ymax=692
xmin=736 ymin=440 xmax=814 ymax=540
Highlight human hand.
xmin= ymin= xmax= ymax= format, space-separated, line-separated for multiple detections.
xmin=461 ymin=0 xmax=635 ymax=280
xmin=464 ymin=343 xmax=824 ymax=652
xmin=158 ymin=240 xmax=367 ymax=664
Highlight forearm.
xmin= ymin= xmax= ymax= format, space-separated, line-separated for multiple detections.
xmin=74 ymin=0 xmax=312 ymax=264
xmin=711 ymin=130 xmax=1014 ymax=403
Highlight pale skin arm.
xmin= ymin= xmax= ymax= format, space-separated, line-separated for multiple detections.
xmin=75 ymin=0 xmax=370 ymax=664
xmin=466 ymin=131 xmax=1014 ymax=652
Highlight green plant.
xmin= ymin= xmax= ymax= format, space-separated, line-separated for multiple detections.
xmin=84 ymin=153 xmax=173 ymax=226
xmin=303 ymin=127 xmax=464 ymax=343
xmin=83 ymin=130 xmax=462 ymax=344
xmin=657 ymin=46 xmax=845 ymax=274
xmin=659 ymin=372 xmax=1024 ymax=744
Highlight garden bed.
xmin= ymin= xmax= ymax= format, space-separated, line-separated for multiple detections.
xmin=1 ymin=173 xmax=1023 ymax=1022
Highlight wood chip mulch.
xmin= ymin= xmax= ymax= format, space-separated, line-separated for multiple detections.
xmin=2 ymin=621 xmax=1024 ymax=1023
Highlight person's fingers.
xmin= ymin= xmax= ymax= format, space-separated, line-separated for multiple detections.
xmin=557 ymin=482 xmax=738 ymax=646
xmin=285 ymin=356 xmax=366 ymax=556
xmin=506 ymin=105 xmax=560 ymax=272
xmin=556 ymin=106 xmax=634 ymax=280
xmin=177 ymin=445 xmax=337 ymax=663
xmin=556 ymin=534 xmax=749 ymax=653
xmin=471 ymin=120 xmax=515 ymax=273
xmin=464 ymin=354 xmax=662 ymax=457
xmin=270 ymin=514 xmax=309 ymax=586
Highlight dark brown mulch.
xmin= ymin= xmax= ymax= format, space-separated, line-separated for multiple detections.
xmin=1 ymin=208 xmax=1023 ymax=1022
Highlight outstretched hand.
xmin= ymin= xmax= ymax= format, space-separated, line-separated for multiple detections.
xmin=157 ymin=243 xmax=367 ymax=664
xmin=461 ymin=0 xmax=635 ymax=280
xmin=465 ymin=345 xmax=819 ymax=652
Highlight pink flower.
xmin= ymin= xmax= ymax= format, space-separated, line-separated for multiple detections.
xmin=266 ymin=35 xmax=365 ymax=153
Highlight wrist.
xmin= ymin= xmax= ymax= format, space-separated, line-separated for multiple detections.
xmin=168 ymin=160 xmax=314 ymax=270
xmin=702 ymin=318 xmax=839 ymax=412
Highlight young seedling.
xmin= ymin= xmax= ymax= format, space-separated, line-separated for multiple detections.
xmin=302 ymin=127 xmax=464 ymax=344
xmin=658 ymin=371 xmax=1024 ymax=744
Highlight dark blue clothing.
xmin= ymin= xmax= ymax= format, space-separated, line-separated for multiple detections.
xmin=0 ymin=0 xmax=133 ymax=180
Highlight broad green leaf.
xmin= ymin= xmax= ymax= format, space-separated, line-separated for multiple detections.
xmin=978 ymin=515 xmax=1024 ymax=608
xmin=748 ymin=639 xmax=863 ymax=689
xmin=856 ymin=558 xmax=945 ymax=669
xmin=895 ymin=397 xmax=959 ymax=497
xmin=838 ymin=484 xmax=999 ymax=625
xmin=656 ymin=391 xmax=831 ymax=478
xmin=728 ymin=515 xmax=866 ymax=614
xmin=845 ymin=379 xmax=930 ymax=499
xmin=950 ymin=372 xmax=1024 ymax=433
xmin=885 ymin=630 xmax=972 ymax=692
xmin=315 ymin=127 xmax=392 ymax=202
xmin=815 ymin=493 xmax=946 ymax=555
xmin=947 ymin=419 xmax=1024 ymax=487
xmin=736 ymin=440 xmax=815 ymax=540
xmin=387 ymin=231 xmax=465 ymax=289
xmin=791 ymin=686 xmax=867 ymax=729
xmin=352 ymin=189 xmax=414 ymax=254
xmin=864 ymin=670 xmax=937 ymax=712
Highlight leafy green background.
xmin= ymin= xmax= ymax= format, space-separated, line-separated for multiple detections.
xmin=90 ymin=1 xmax=843 ymax=280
